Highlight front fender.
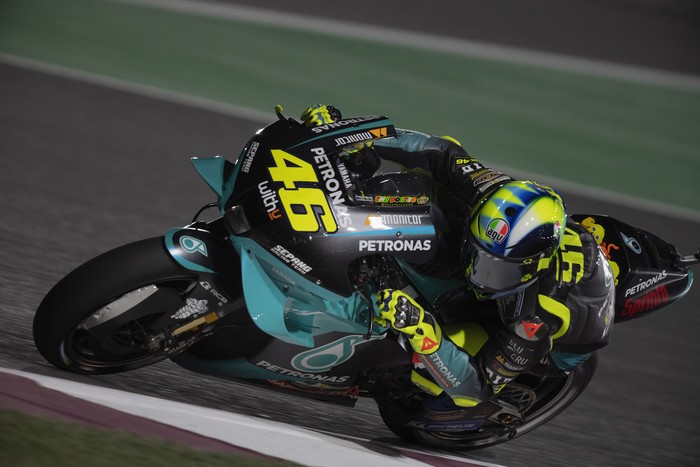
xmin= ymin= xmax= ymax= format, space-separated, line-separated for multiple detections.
xmin=164 ymin=227 xmax=239 ymax=279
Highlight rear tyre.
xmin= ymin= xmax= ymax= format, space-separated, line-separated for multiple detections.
xmin=33 ymin=237 xmax=198 ymax=374
xmin=379 ymin=352 xmax=598 ymax=450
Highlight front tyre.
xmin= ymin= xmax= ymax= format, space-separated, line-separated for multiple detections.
xmin=33 ymin=237 xmax=198 ymax=375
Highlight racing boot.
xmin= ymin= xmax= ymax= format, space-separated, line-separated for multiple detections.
xmin=479 ymin=316 xmax=551 ymax=394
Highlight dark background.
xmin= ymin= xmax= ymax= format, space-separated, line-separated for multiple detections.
xmin=1 ymin=1 xmax=699 ymax=466
xmin=218 ymin=0 xmax=700 ymax=76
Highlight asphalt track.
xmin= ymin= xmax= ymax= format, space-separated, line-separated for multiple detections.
xmin=2 ymin=60 xmax=700 ymax=467
xmin=1 ymin=2 xmax=699 ymax=467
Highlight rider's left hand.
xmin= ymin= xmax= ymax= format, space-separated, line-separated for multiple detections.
xmin=300 ymin=104 xmax=342 ymax=128
xmin=376 ymin=289 xmax=423 ymax=330
xmin=375 ymin=289 xmax=442 ymax=354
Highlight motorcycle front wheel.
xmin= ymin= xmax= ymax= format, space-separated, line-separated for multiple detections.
xmin=33 ymin=237 xmax=199 ymax=375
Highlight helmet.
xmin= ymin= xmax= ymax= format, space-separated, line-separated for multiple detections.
xmin=464 ymin=181 xmax=566 ymax=298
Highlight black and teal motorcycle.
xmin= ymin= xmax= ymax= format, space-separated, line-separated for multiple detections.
xmin=33 ymin=109 xmax=698 ymax=450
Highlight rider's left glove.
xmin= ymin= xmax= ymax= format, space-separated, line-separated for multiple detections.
xmin=375 ymin=289 xmax=442 ymax=355
xmin=300 ymin=104 xmax=342 ymax=128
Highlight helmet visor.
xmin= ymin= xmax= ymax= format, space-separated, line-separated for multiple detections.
xmin=465 ymin=241 xmax=540 ymax=295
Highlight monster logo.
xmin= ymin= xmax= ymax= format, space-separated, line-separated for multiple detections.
xmin=580 ymin=216 xmax=621 ymax=285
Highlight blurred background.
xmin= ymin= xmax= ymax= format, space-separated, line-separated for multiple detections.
xmin=2 ymin=0 xmax=699 ymax=216
xmin=1 ymin=1 xmax=699 ymax=466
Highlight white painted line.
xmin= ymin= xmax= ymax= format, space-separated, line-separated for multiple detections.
xmin=111 ymin=0 xmax=700 ymax=91
xmin=0 ymin=54 xmax=274 ymax=123
xmin=2 ymin=368 xmax=505 ymax=467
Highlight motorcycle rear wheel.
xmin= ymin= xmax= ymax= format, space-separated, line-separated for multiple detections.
xmin=33 ymin=237 xmax=198 ymax=375
xmin=379 ymin=352 xmax=598 ymax=450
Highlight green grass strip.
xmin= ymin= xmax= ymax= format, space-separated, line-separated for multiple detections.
xmin=0 ymin=409 xmax=300 ymax=467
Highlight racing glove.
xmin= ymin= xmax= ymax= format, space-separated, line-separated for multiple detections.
xmin=300 ymin=104 xmax=342 ymax=128
xmin=375 ymin=289 xmax=442 ymax=355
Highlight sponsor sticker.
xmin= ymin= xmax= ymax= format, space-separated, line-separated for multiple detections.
xmin=486 ymin=218 xmax=509 ymax=243
xmin=291 ymin=335 xmax=383 ymax=372
xmin=199 ymin=281 xmax=228 ymax=306
xmin=417 ymin=421 xmax=484 ymax=431
xmin=171 ymin=298 xmax=208 ymax=319
xmin=258 ymin=180 xmax=282 ymax=221
xmin=179 ymin=236 xmax=208 ymax=257
xmin=621 ymin=284 xmax=669 ymax=318
xmin=359 ymin=239 xmax=432 ymax=252
xmin=334 ymin=131 xmax=379 ymax=146
xmin=621 ymin=232 xmax=643 ymax=254
xmin=365 ymin=213 xmax=424 ymax=228
xmin=255 ymin=360 xmax=350 ymax=383
xmin=421 ymin=336 xmax=439 ymax=352
xmin=421 ymin=352 xmax=461 ymax=389
xmin=311 ymin=147 xmax=351 ymax=227
xmin=240 ymin=141 xmax=259 ymax=173
xmin=374 ymin=195 xmax=429 ymax=205
xmin=270 ymin=244 xmax=312 ymax=274
xmin=625 ymin=271 xmax=667 ymax=297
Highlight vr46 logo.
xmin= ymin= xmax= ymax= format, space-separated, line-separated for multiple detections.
xmin=269 ymin=149 xmax=337 ymax=233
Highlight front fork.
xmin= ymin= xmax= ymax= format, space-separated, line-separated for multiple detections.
xmin=157 ymin=222 xmax=243 ymax=350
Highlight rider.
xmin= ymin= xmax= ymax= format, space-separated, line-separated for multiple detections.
xmin=301 ymin=105 xmax=616 ymax=408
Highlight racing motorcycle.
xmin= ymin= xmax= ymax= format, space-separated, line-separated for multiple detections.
xmin=33 ymin=108 xmax=699 ymax=450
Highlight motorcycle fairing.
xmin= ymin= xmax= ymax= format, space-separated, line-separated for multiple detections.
xmin=571 ymin=214 xmax=694 ymax=322
xmin=164 ymin=227 xmax=239 ymax=276
xmin=234 ymin=236 xmax=378 ymax=347
xmin=190 ymin=156 xmax=237 ymax=209
xmin=396 ymin=258 xmax=464 ymax=306
xmin=219 ymin=116 xmax=438 ymax=294
xmin=162 ymin=226 xmax=246 ymax=320
xmin=189 ymin=117 xmax=451 ymax=347
xmin=287 ymin=116 xmax=395 ymax=149
xmin=173 ymin=330 xmax=411 ymax=390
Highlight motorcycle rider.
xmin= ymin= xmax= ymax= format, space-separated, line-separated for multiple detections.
xmin=301 ymin=105 xmax=616 ymax=408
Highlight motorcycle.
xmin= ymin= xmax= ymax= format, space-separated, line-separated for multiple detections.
xmin=33 ymin=108 xmax=699 ymax=450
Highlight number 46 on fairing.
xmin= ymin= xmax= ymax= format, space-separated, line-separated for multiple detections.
xmin=268 ymin=149 xmax=338 ymax=233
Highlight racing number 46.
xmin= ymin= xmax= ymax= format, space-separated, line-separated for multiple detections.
xmin=268 ymin=149 xmax=338 ymax=233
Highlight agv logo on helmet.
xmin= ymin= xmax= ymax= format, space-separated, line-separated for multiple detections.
xmin=486 ymin=219 xmax=509 ymax=244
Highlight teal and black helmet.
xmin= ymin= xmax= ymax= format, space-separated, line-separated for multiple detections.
xmin=465 ymin=181 xmax=566 ymax=298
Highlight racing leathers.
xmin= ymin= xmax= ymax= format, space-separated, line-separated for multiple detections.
xmin=365 ymin=128 xmax=616 ymax=407
xmin=300 ymin=105 xmax=615 ymax=407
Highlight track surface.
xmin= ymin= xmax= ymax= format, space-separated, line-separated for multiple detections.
xmin=2 ymin=62 xmax=699 ymax=467
xmin=2 ymin=2 xmax=700 ymax=466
